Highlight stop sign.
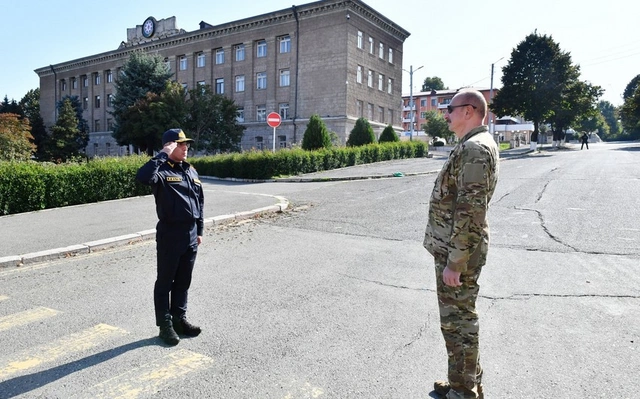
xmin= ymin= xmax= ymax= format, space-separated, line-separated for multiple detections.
xmin=267 ymin=112 xmax=281 ymax=128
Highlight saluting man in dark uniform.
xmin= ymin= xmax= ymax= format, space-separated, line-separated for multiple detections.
xmin=136 ymin=128 xmax=204 ymax=346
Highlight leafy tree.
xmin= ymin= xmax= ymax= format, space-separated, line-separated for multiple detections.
xmin=0 ymin=113 xmax=35 ymax=161
xmin=48 ymin=98 xmax=86 ymax=161
xmin=492 ymin=32 xmax=579 ymax=143
xmin=575 ymin=112 xmax=608 ymax=138
xmin=346 ymin=117 xmax=375 ymax=147
xmin=301 ymin=114 xmax=332 ymax=150
xmin=421 ymin=77 xmax=447 ymax=92
xmin=185 ymin=85 xmax=244 ymax=153
xmin=421 ymin=110 xmax=453 ymax=142
xmin=112 ymin=51 xmax=173 ymax=149
xmin=117 ymin=81 xmax=188 ymax=154
xmin=19 ymin=89 xmax=48 ymax=159
xmin=56 ymin=95 xmax=89 ymax=141
xmin=0 ymin=96 xmax=23 ymax=117
xmin=378 ymin=124 xmax=399 ymax=143
xmin=620 ymin=74 xmax=640 ymax=140
xmin=547 ymin=79 xmax=603 ymax=143
xmin=597 ymin=101 xmax=622 ymax=140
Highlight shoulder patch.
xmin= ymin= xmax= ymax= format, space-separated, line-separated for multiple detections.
xmin=463 ymin=163 xmax=485 ymax=183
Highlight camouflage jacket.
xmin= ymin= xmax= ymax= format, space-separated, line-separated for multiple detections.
xmin=424 ymin=125 xmax=499 ymax=272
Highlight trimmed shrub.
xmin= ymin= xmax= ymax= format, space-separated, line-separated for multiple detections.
xmin=378 ymin=125 xmax=400 ymax=143
xmin=301 ymin=114 xmax=332 ymax=151
xmin=346 ymin=118 xmax=376 ymax=147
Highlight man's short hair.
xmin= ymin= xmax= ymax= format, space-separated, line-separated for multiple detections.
xmin=455 ymin=89 xmax=487 ymax=118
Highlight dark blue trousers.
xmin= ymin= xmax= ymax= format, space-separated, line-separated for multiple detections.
xmin=154 ymin=222 xmax=198 ymax=326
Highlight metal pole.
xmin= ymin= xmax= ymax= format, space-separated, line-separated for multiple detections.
xmin=272 ymin=126 xmax=276 ymax=152
xmin=489 ymin=57 xmax=503 ymax=143
xmin=409 ymin=66 xmax=414 ymax=141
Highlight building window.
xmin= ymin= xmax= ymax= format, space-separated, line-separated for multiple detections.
xmin=235 ymin=44 xmax=245 ymax=61
xmin=107 ymin=118 xmax=113 ymax=131
xmin=94 ymin=73 xmax=101 ymax=85
xmin=421 ymin=99 xmax=427 ymax=107
xmin=279 ymin=135 xmax=287 ymax=149
xmin=197 ymin=52 xmax=206 ymax=67
xmin=215 ymin=49 xmax=224 ymax=65
xmin=431 ymin=98 xmax=437 ymax=107
xmin=279 ymin=69 xmax=290 ymax=87
xmin=379 ymin=42 xmax=384 ymax=59
xmin=367 ymin=70 xmax=373 ymax=87
xmin=387 ymin=78 xmax=393 ymax=94
xmin=389 ymin=48 xmax=393 ymax=64
xmin=93 ymin=143 xmax=98 ymax=156
xmin=237 ymin=107 xmax=244 ymax=123
xmin=388 ymin=109 xmax=393 ymax=125
xmin=61 ymin=80 xmax=66 ymax=91
xmin=107 ymin=94 xmax=114 ymax=107
xmin=215 ymin=78 xmax=224 ymax=94
xmin=379 ymin=106 xmax=385 ymax=123
xmin=179 ymin=56 xmax=187 ymax=71
xmin=83 ymin=76 xmax=88 ymax=87
xmin=256 ymin=40 xmax=267 ymax=57
xmin=279 ymin=103 xmax=289 ymax=119
xmin=256 ymin=72 xmax=267 ymax=90
xmin=164 ymin=57 xmax=171 ymax=71
xmin=95 ymin=95 xmax=101 ymax=108
xmin=83 ymin=97 xmax=88 ymax=110
xmin=356 ymin=65 xmax=363 ymax=84
xmin=107 ymin=70 xmax=113 ymax=83
xmin=367 ymin=103 xmax=373 ymax=119
xmin=235 ymin=75 xmax=245 ymax=92
xmin=72 ymin=78 xmax=77 ymax=89
xmin=420 ymin=111 xmax=427 ymax=119
xmin=256 ymin=105 xmax=266 ymax=122
xmin=197 ymin=81 xmax=206 ymax=93
xmin=94 ymin=119 xmax=101 ymax=132
xmin=106 ymin=142 xmax=111 ymax=156
xmin=279 ymin=35 xmax=291 ymax=53
xmin=255 ymin=136 xmax=264 ymax=150
xmin=369 ymin=37 xmax=374 ymax=54
xmin=378 ymin=74 xmax=384 ymax=91
xmin=357 ymin=31 xmax=363 ymax=49
xmin=356 ymin=100 xmax=363 ymax=117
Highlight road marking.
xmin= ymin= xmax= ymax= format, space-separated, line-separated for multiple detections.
xmin=79 ymin=349 xmax=214 ymax=399
xmin=0 ymin=306 xmax=60 ymax=332
xmin=0 ymin=295 xmax=8 ymax=302
xmin=0 ymin=323 xmax=128 ymax=380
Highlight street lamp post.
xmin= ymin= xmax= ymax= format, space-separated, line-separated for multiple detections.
xmin=404 ymin=65 xmax=423 ymax=141
xmin=489 ymin=57 xmax=503 ymax=143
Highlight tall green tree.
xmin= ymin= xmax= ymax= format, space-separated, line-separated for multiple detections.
xmin=301 ymin=114 xmax=331 ymax=150
xmin=56 ymin=95 xmax=89 ymax=141
xmin=346 ymin=118 xmax=375 ymax=147
xmin=598 ymin=101 xmax=622 ymax=140
xmin=0 ymin=113 xmax=35 ymax=161
xmin=421 ymin=77 xmax=447 ymax=92
xmin=48 ymin=98 xmax=86 ymax=161
xmin=111 ymin=51 xmax=173 ymax=149
xmin=620 ymin=74 xmax=640 ymax=140
xmin=117 ymin=81 xmax=188 ymax=154
xmin=0 ymin=96 xmax=23 ymax=116
xmin=491 ymin=32 xmax=580 ymax=143
xmin=19 ymin=89 xmax=48 ymax=159
xmin=547 ymin=79 xmax=603 ymax=142
xmin=378 ymin=124 xmax=399 ymax=143
xmin=421 ymin=110 xmax=453 ymax=142
xmin=185 ymin=85 xmax=244 ymax=153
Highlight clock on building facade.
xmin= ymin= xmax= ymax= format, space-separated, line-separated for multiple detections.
xmin=142 ymin=17 xmax=156 ymax=38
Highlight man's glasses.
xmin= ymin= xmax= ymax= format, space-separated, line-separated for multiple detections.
xmin=447 ymin=104 xmax=477 ymax=114
xmin=177 ymin=142 xmax=191 ymax=149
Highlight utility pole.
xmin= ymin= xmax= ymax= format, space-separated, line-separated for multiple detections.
xmin=489 ymin=57 xmax=503 ymax=142
xmin=404 ymin=65 xmax=423 ymax=141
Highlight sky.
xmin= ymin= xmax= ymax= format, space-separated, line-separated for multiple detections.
xmin=2 ymin=0 xmax=639 ymax=106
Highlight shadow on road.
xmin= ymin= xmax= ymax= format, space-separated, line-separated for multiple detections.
xmin=0 ymin=337 xmax=158 ymax=398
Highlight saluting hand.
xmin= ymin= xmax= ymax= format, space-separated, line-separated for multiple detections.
xmin=162 ymin=141 xmax=177 ymax=156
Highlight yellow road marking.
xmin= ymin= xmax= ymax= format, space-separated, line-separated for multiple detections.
xmin=81 ymin=349 xmax=214 ymax=399
xmin=0 ymin=323 xmax=128 ymax=380
xmin=0 ymin=306 xmax=60 ymax=332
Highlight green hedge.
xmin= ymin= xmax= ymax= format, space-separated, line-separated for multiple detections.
xmin=0 ymin=141 xmax=427 ymax=215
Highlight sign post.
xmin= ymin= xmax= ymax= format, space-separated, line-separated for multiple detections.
xmin=266 ymin=112 xmax=282 ymax=152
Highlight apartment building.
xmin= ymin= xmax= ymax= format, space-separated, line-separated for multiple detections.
xmin=35 ymin=0 xmax=410 ymax=155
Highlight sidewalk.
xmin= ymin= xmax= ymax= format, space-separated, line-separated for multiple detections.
xmin=1 ymin=146 xmax=536 ymax=268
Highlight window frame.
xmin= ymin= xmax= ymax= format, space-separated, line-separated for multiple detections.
xmin=256 ymin=72 xmax=267 ymax=90
xmin=256 ymin=40 xmax=267 ymax=58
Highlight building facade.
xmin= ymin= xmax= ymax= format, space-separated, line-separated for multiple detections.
xmin=35 ymin=0 xmax=410 ymax=154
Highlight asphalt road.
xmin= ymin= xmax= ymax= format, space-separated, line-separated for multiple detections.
xmin=0 ymin=141 xmax=638 ymax=398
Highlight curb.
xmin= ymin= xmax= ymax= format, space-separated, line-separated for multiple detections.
xmin=0 ymin=197 xmax=289 ymax=269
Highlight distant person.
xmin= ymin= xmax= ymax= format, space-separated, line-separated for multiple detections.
xmin=581 ymin=133 xmax=589 ymax=150
xmin=136 ymin=128 xmax=204 ymax=346
xmin=424 ymin=89 xmax=499 ymax=399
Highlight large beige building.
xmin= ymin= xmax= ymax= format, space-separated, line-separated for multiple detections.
xmin=35 ymin=0 xmax=410 ymax=155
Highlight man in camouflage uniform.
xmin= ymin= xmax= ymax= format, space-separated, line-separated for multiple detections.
xmin=424 ymin=89 xmax=499 ymax=399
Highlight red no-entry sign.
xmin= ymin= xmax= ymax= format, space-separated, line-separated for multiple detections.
xmin=267 ymin=112 xmax=282 ymax=128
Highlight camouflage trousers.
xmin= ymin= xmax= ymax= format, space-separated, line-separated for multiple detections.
xmin=434 ymin=252 xmax=484 ymax=399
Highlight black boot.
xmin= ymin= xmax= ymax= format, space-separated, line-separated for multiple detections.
xmin=173 ymin=317 xmax=202 ymax=337
xmin=158 ymin=322 xmax=180 ymax=346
